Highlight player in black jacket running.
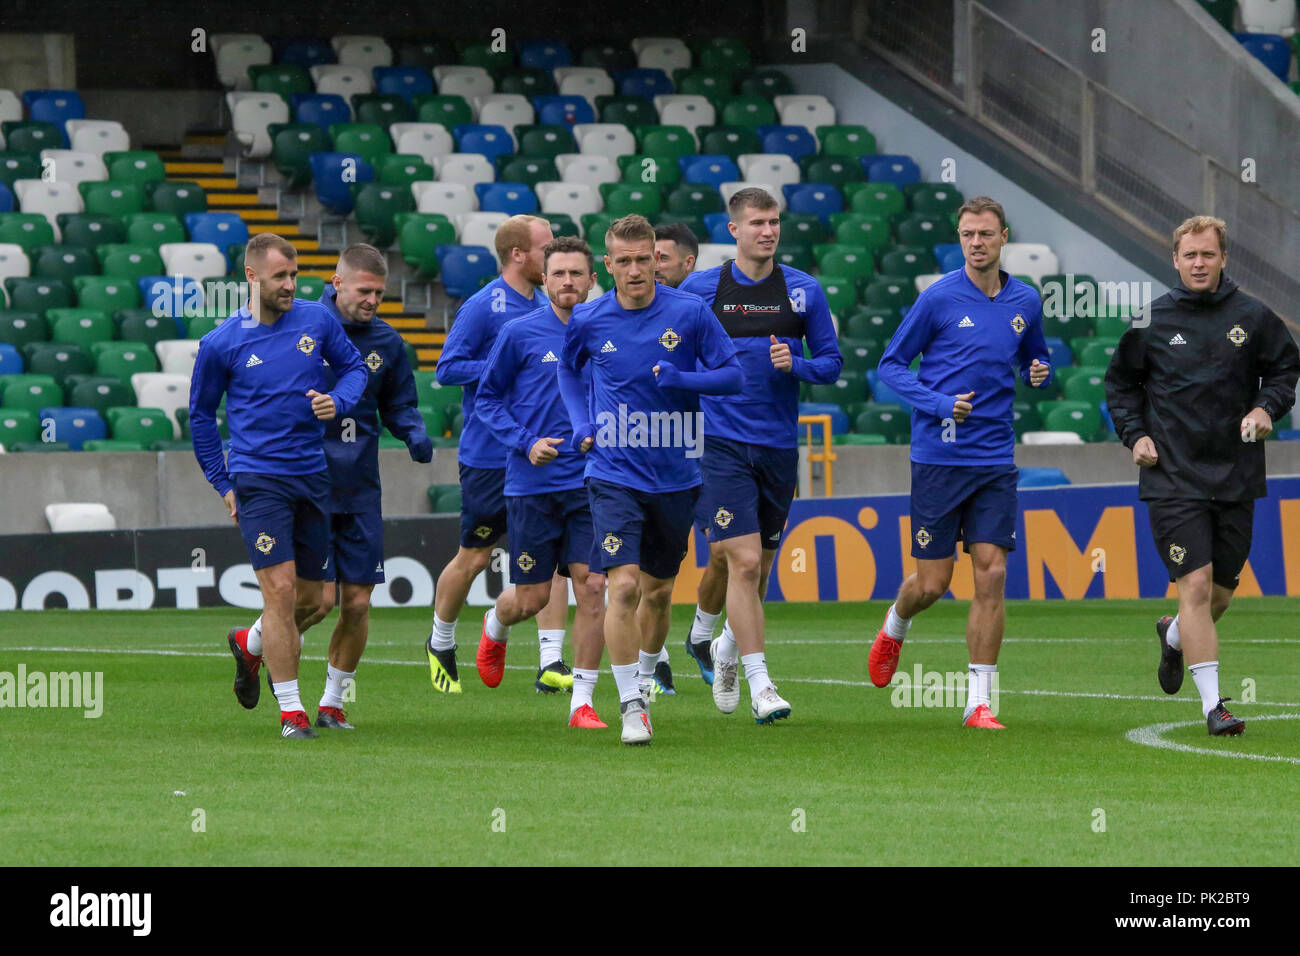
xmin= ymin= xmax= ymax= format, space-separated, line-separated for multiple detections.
xmin=1105 ymin=215 xmax=1299 ymax=736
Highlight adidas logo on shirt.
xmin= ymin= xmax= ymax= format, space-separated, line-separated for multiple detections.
xmin=601 ymin=340 xmax=618 ymax=353
xmin=246 ymin=353 xmax=263 ymax=367
xmin=1170 ymin=333 xmax=1187 ymax=345
xmin=541 ymin=350 xmax=558 ymax=363
xmin=958 ymin=316 xmax=975 ymax=328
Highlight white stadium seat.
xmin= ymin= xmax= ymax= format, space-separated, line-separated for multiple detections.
xmin=65 ymin=120 xmax=131 ymax=157
xmin=633 ymin=37 xmax=692 ymax=73
xmin=432 ymin=66 xmax=494 ymax=99
xmin=774 ymin=95 xmax=837 ymax=138
xmin=155 ymin=340 xmax=202 ymax=377
xmin=0 ymin=244 xmax=31 ymax=293
xmin=0 ymin=89 xmax=21 ymax=146
xmin=310 ymin=65 xmax=373 ymax=98
xmin=159 ymin=243 xmax=228 ymax=281
xmin=131 ymin=373 xmax=190 ymax=437
xmin=653 ymin=95 xmax=715 ymax=138
xmin=535 ymin=181 xmax=602 ymax=218
xmin=1238 ymin=0 xmax=1297 ymax=35
xmin=434 ymin=153 xmax=496 ymax=187
xmin=694 ymin=244 xmax=736 ymax=273
xmin=45 ymin=503 xmax=117 ymax=533
xmin=412 ymin=181 xmax=477 ymax=217
xmin=392 ymin=123 xmax=454 ymax=164
xmin=37 ymin=150 xmax=107 ymax=188
xmin=737 ymin=154 xmax=801 ymax=187
xmin=914 ymin=273 xmax=945 ymax=293
xmin=573 ymin=123 xmax=636 ymax=158
xmin=1000 ymin=243 xmax=1060 ymax=284
xmin=719 ymin=181 xmax=786 ymax=211
xmin=474 ymin=94 xmax=533 ymax=132
xmin=214 ymin=36 xmax=272 ymax=89
xmin=211 ymin=32 xmax=265 ymax=53
xmin=14 ymin=180 xmax=83 ymax=239
xmin=330 ymin=34 xmax=387 ymax=52
xmin=336 ymin=38 xmax=393 ymax=71
xmin=456 ymin=212 xmax=509 ymax=256
xmin=228 ymin=93 xmax=288 ymax=158
xmin=1021 ymin=431 xmax=1086 ymax=446
xmin=555 ymin=153 xmax=619 ymax=186
xmin=556 ymin=68 xmax=614 ymax=105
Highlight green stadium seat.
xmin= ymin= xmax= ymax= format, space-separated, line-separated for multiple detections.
xmin=0 ymin=212 xmax=55 ymax=253
xmin=737 ymin=70 xmax=794 ymax=99
xmin=1039 ymin=400 xmax=1103 ymax=441
xmin=802 ymin=155 xmax=864 ymax=185
xmin=808 ymin=374 xmax=867 ymax=407
xmin=829 ymin=212 xmax=891 ymax=254
xmin=73 ymin=276 xmax=140 ymax=313
xmin=847 ymin=182 xmax=907 ymax=219
xmin=1059 ymin=365 xmax=1108 ymax=405
xmin=855 ymin=403 xmax=910 ymax=444
xmin=860 ymin=276 xmax=916 ymax=312
xmin=428 ymin=483 xmax=462 ymax=513
xmin=906 ymin=183 xmax=964 ymax=216
xmin=378 ymin=153 xmax=435 ymax=186
xmin=5 ymin=276 xmax=73 ymax=316
xmin=654 ymin=212 xmax=707 ymax=242
xmin=597 ymin=96 xmax=659 ymax=128
xmin=82 ymin=438 xmax=148 ymax=452
xmin=123 ymin=212 xmax=187 ymax=250
xmin=102 ymin=151 xmax=167 ymax=186
xmin=600 ymin=183 xmax=662 ymax=218
xmin=498 ymin=155 xmax=557 ymax=188
xmin=79 ymin=180 xmax=145 ymax=218
xmin=413 ymin=371 xmax=462 ymax=418
xmin=1078 ymin=337 xmax=1120 ymax=368
xmin=815 ymin=244 xmax=876 ymax=282
xmin=878 ymin=246 xmax=935 ymax=279
xmin=106 ymin=406 xmax=173 ymax=445
xmin=782 ymin=212 xmax=830 ymax=245
xmin=352 ymin=93 xmax=416 ymax=127
xmin=150 ymin=439 xmax=194 ymax=451
xmin=498 ymin=69 xmax=557 ymax=98
xmin=22 ymin=342 xmax=94 ymax=386
xmin=817 ymin=276 xmax=857 ymax=314
xmin=295 ymin=276 xmax=325 ymax=301
xmin=396 ymin=212 xmax=456 ymax=278
xmin=698 ymin=43 xmax=753 ymax=75
xmin=0 ymin=152 xmax=42 ymax=189
xmin=895 ymin=213 xmax=957 ymax=247
xmin=720 ymin=96 xmax=776 ymax=127
xmin=1012 ymin=400 xmax=1042 ymax=437
xmin=93 ymin=341 xmax=159 ymax=385
xmin=95 ymin=245 xmax=164 ymax=281
xmin=32 ymin=245 xmax=98 ymax=281
xmin=845 ymin=306 xmax=903 ymax=340
xmin=66 ymin=374 xmax=135 ymax=415
xmin=250 ymin=64 xmax=312 ymax=98
xmin=174 ymin=406 xmax=229 ymax=440
xmin=673 ymin=69 xmax=733 ymax=107
xmin=10 ymin=440 xmax=71 ymax=452
xmin=0 ymin=408 xmax=41 ymax=444
xmin=665 ymin=184 xmax=724 ymax=217
xmin=0 ymin=375 xmax=62 ymax=413
xmin=415 ymin=94 xmax=474 ymax=129
xmin=57 ymin=213 xmax=127 ymax=252
xmin=698 ymin=125 xmax=761 ymax=161
xmin=1 ymin=121 xmax=62 ymax=157
xmin=580 ymin=213 xmax=618 ymax=243
xmin=330 ymin=123 xmax=393 ymax=167
xmin=543 ymin=212 xmax=580 ymax=238
xmin=146 ymin=181 xmax=207 ymax=218
xmin=185 ymin=314 xmax=227 ymax=339
xmin=637 ymin=125 xmax=695 ymax=159
xmin=618 ymin=153 xmax=682 ymax=189
xmin=352 ymin=182 xmax=416 ymax=247
xmin=459 ymin=41 xmax=514 ymax=77
xmin=817 ymin=125 xmax=877 ymax=159
xmin=0 ymin=312 xmax=50 ymax=349
xmin=48 ymin=309 xmax=114 ymax=349
xmin=268 ymin=123 xmax=329 ymax=188
xmin=773 ymin=243 xmax=815 ymax=272
xmin=515 ymin=124 xmax=575 ymax=158
xmin=838 ymin=337 xmax=882 ymax=374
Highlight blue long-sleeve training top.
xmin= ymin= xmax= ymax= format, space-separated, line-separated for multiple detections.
xmin=679 ymin=261 xmax=842 ymax=448
xmin=318 ymin=284 xmax=432 ymax=513
xmin=435 ymin=275 xmax=543 ymax=469
xmin=878 ymin=268 xmax=1052 ymax=466
xmin=189 ymin=297 xmax=367 ymax=496
xmin=558 ymin=284 xmax=741 ymax=493
xmin=476 ymin=302 xmax=591 ymax=496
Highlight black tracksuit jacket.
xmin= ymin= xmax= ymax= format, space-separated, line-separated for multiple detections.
xmin=1104 ymin=275 xmax=1299 ymax=501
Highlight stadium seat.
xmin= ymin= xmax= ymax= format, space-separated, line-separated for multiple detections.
xmin=0 ymin=341 xmax=21 ymax=375
xmin=0 ymin=214 xmax=51 ymax=255
xmin=226 ymin=93 xmax=287 ymax=159
xmin=615 ymin=68 xmax=673 ymax=100
xmin=879 ymin=246 xmax=936 ymax=279
xmin=520 ymin=41 xmax=573 ymax=72
xmin=413 ymin=94 xmax=474 ymax=130
xmin=23 ymin=341 xmax=94 ymax=385
xmin=861 ymin=276 xmax=917 ymax=312
xmin=139 ymin=274 xmax=202 ymax=319
xmin=817 ymin=125 xmax=878 ymax=159
xmin=130 ymin=372 xmax=188 ymax=435
xmin=537 ymin=182 xmax=601 ymax=218
xmin=596 ymin=95 xmax=657 ymax=129
xmin=1017 ymin=466 xmax=1071 ymax=488
xmin=2 ymin=120 xmax=64 ymax=156
xmin=760 ymin=125 xmax=818 ymax=160
xmin=436 ymin=245 xmax=498 ymax=297
xmin=279 ymin=39 xmax=336 ymax=70
xmin=102 ymin=151 xmax=166 ymax=187
xmin=45 ymin=502 xmax=116 ymax=530
xmin=311 ymin=65 xmax=374 ymax=99
xmin=556 ymin=70 xmax=615 ymax=105
xmin=0 ymin=154 xmax=42 ymax=192
xmin=831 ymin=212 xmax=891 ymax=254
xmin=1 ymin=373 xmax=62 ymax=412
xmin=372 ymin=66 xmax=435 ymax=105
xmin=107 ymin=406 xmax=174 ymax=445
xmin=802 ymin=155 xmax=863 ymax=185
xmin=378 ymin=153 xmax=434 ymax=185
xmin=114 ymin=310 xmax=178 ymax=349
xmin=5 ymin=275 xmax=73 ymax=315
xmin=721 ymin=96 xmax=777 ymax=128
xmin=49 ymin=308 xmax=114 ymax=349
xmin=699 ymin=125 xmax=761 ymax=160
xmin=774 ymin=95 xmax=836 ymax=137
xmin=37 ymin=406 xmax=105 ymax=449
xmin=634 ymin=37 xmax=692 ymax=74
xmin=737 ymin=153 xmax=801 ymax=188
xmin=291 ymin=93 xmax=352 ymax=131
xmin=250 ymin=64 xmax=312 ymax=99
xmin=154 ymin=339 xmax=200 ymax=377
xmin=337 ymin=36 xmax=392 ymax=71
xmin=784 ymin=183 xmax=842 ymax=222
xmin=459 ymin=41 xmax=513 ymax=78
xmin=896 ymin=212 xmax=958 ymax=247
xmin=159 ymin=242 xmax=227 ymax=280
xmin=431 ymin=66 xmax=493 ymax=100
xmin=31 ymin=244 xmax=97 ymax=280
xmin=330 ymin=121 xmax=393 ymax=166
xmin=738 ymin=69 xmax=794 ymax=99
xmin=573 ymin=123 xmax=637 ymax=158
xmin=1059 ymin=365 xmax=1108 ymax=404
xmin=697 ymin=41 xmax=752 ymax=75
xmin=864 ymin=155 xmax=921 ymax=186
xmin=413 ymin=181 xmax=477 ymax=218
xmin=96 ymin=244 xmax=163 ymax=282
xmin=1000 ymin=243 xmax=1059 ymax=284
xmin=654 ymin=95 xmax=716 ymax=136
xmin=555 ymin=153 xmax=618 ymax=186
xmin=434 ymin=152 xmax=496 ymax=187
xmin=673 ymin=69 xmax=733 ymax=106
xmin=267 ymin=123 xmax=330 ymax=188
xmin=1235 ymin=33 xmax=1292 ymax=81
xmin=352 ymin=182 xmax=416 ymax=246
xmin=309 ymin=153 xmax=374 ymax=215
xmin=395 ymin=213 xmax=455 ymax=277
xmin=391 ymin=123 xmax=454 ymax=164
xmin=454 ymin=211 xmax=508 ymax=252
xmin=1238 ymin=0 xmax=1297 ymax=35
xmin=681 ymin=154 xmax=740 ymax=187
xmin=1038 ymin=400 xmax=1103 ymax=441
xmin=854 ymin=403 xmax=910 ymax=444
xmin=619 ymin=153 xmax=682 ymax=188
xmin=668 ymin=183 xmax=727 ymax=217
xmin=816 ymin=244 xmax=876 ymax=282
xmin=0 ymin=311 xmax=48 ymax=348
xmin=452 ymin=124 xmax=514 ymax=161
xmin=17 ymin=180 xmax=84 ymax=236
xmin=472 ymin=182 xmax=535 ymax=216
xmin=94 ymin=341 xmax=158 ymax=385
xmin=0 ymin=406 xmax=40 ymax=446
xmin=81 ymin=438 xmax=146 ymax=452
xmin=37 ymin=150 xmax=107 ymax=188
xmin=26 ymin=91 xmax=85 ymax=145
xmin=475 ymin=93 xmax=534 ymax=130
xmin=0 ymin=241 xmax=29 ymax=285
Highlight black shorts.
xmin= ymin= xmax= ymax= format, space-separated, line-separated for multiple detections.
xmin=695 ymin=436 xmax=799 ymax=550
xmin=1145 ymin=497 xmax=1255 ymax=589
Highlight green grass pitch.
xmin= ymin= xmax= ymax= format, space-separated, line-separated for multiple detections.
xmin=1 ymin=598 xmax=1298 ymax=866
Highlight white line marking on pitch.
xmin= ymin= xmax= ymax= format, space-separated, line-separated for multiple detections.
xmin=3 ymin=645 xmax=1300 ymax=709
xmin=1126 ymin=714 xmax=1300 ymax=764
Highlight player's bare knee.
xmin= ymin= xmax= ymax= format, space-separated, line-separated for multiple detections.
xmin=608 ymin=576 xmax=641 ymax=609
xmin=1177 ymin=569 xmax=1213 ymax=607
xmin=517 ymin=585 xmax=551 ymax=619
xmin=973 ymin=563 xmax=1006 ymax=598
xmin=460 ymin=547 xmax=492 ymax=575
xmin=727 ymin=550 xmax=761 ymax=586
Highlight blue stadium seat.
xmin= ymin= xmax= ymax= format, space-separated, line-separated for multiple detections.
xmin=453 ymin=124 xmax=515 ymax=160
xmin=864 ymin=154 xmax=921 ymax=186
xmin=184 ymin=213 xmax=250 ymax=266
xmin=933 ymin=243 xmax=962 ymax=270
xmin=373 ymin=66 xmax=434 ymax=102
xmin=784 ymin=183 xmax=843 ymax=222
xmin=38 ymin=406 xmax=105 ymax=450
xmin=1098 ymin=400 xmax=1116 ymax=437
xmin=520 ymin=41 xmax=572 ymax=71
xmin=704 ymin=212 xmax=735 ymax=244
xmin=758 ymin=125 xmax=818 ymax=161
xmin=309 ymin=152 xmax=375 ymax=215
xmin=0 ymin=342 xmax=22 ymax=375
xmin=0 ymin=182 xmax=12 ymax=213
xmin=290 ymin=93 xmax=352 ymax=131
xmin=532 ymin=95 xmax=595 ymax=126
xmin=1276 ymin=429 xmax=1300 ymax=441
xmin=796 ymin=401 xmax=850 ymax=440
xmin=680 ymin=154 xmax=740 ymax=187
xmin=435 ymin=245 xmax=499 ymax=298
xmin=475 ymin=182 xmax=539 ymax=215
xmin=25 ymin=90 xmax=85 ymax=147
xmin=1017 ymin=466 xmax=1070 ymax=488
xmin=614 ymin=68 xmax=673 ymax=99
xmin=866 ymin=370 xmax=912 ymax=410
xmin=139 ymin=274 xmax=203 ymax=319
xmin=1235 ymin=33 xmax=1291 ymax=82
xmin=278 ymin=39 xmax=336 ymax=69
xmin=1045 ymin=336 xmax=1073 ymax=368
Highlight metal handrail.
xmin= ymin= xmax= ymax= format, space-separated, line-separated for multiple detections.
xmin=797 ymin=413 xmax=837 ymax=496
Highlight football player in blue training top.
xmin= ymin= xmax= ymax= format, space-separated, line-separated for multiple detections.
xmin=678 ymin=187 xmax=842 ymax=725
xmin=475 ymin=236 xmax=610 ymax=727
xmin=423 ymin=215 xmax=574 ymax=695
xmin=191 ymin=234 xmax=367 ymax=740
xmin=558 ymin=214 xmax=742 ymax=745
xmin=228 ymin=244 xmax=433 ymax=732
xmin=870 ymin=196 xmax=1052 ymax=730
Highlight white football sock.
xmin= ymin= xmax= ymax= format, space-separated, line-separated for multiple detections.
xmin=319 ymin=664 xmax=353 ymax=709
xmin=714 ymin=622 xmax=738 ymax=662
xmin=612 ymin=663 xmax=641 ymax=704
xmin=885 ymin=603 xmax=911 ymax=641
xmin=742 ymin=652 xmax=773 ymax=696
xmin=637 ymin=650 xmax=658 ymax=679
xmin=1189 ymin=661 xmax=1220 ymax=717
xmin=657 ymin=645 xmax=670 ymax=664
xmin=485 ymin=607 xmax=508 ymax=643
xmin=968 ymin=663 xmax=996 ymax=709
xmin=538 ymin=629 xmax=564 ymax=668
xmin=429 ymin=613 xmax=456 ymax=651
xmin=272 ymin=679 xmax=303 ymax=714
xmin=1165 ymin=615 xmax=1182 ymax=651
xmin=246 ymin=615 xmax=263 ymax=655
xmin=690 ymin=607 xmax=720 ymax=645
xmin=571 ymin=668 xmax=598 ymax=714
